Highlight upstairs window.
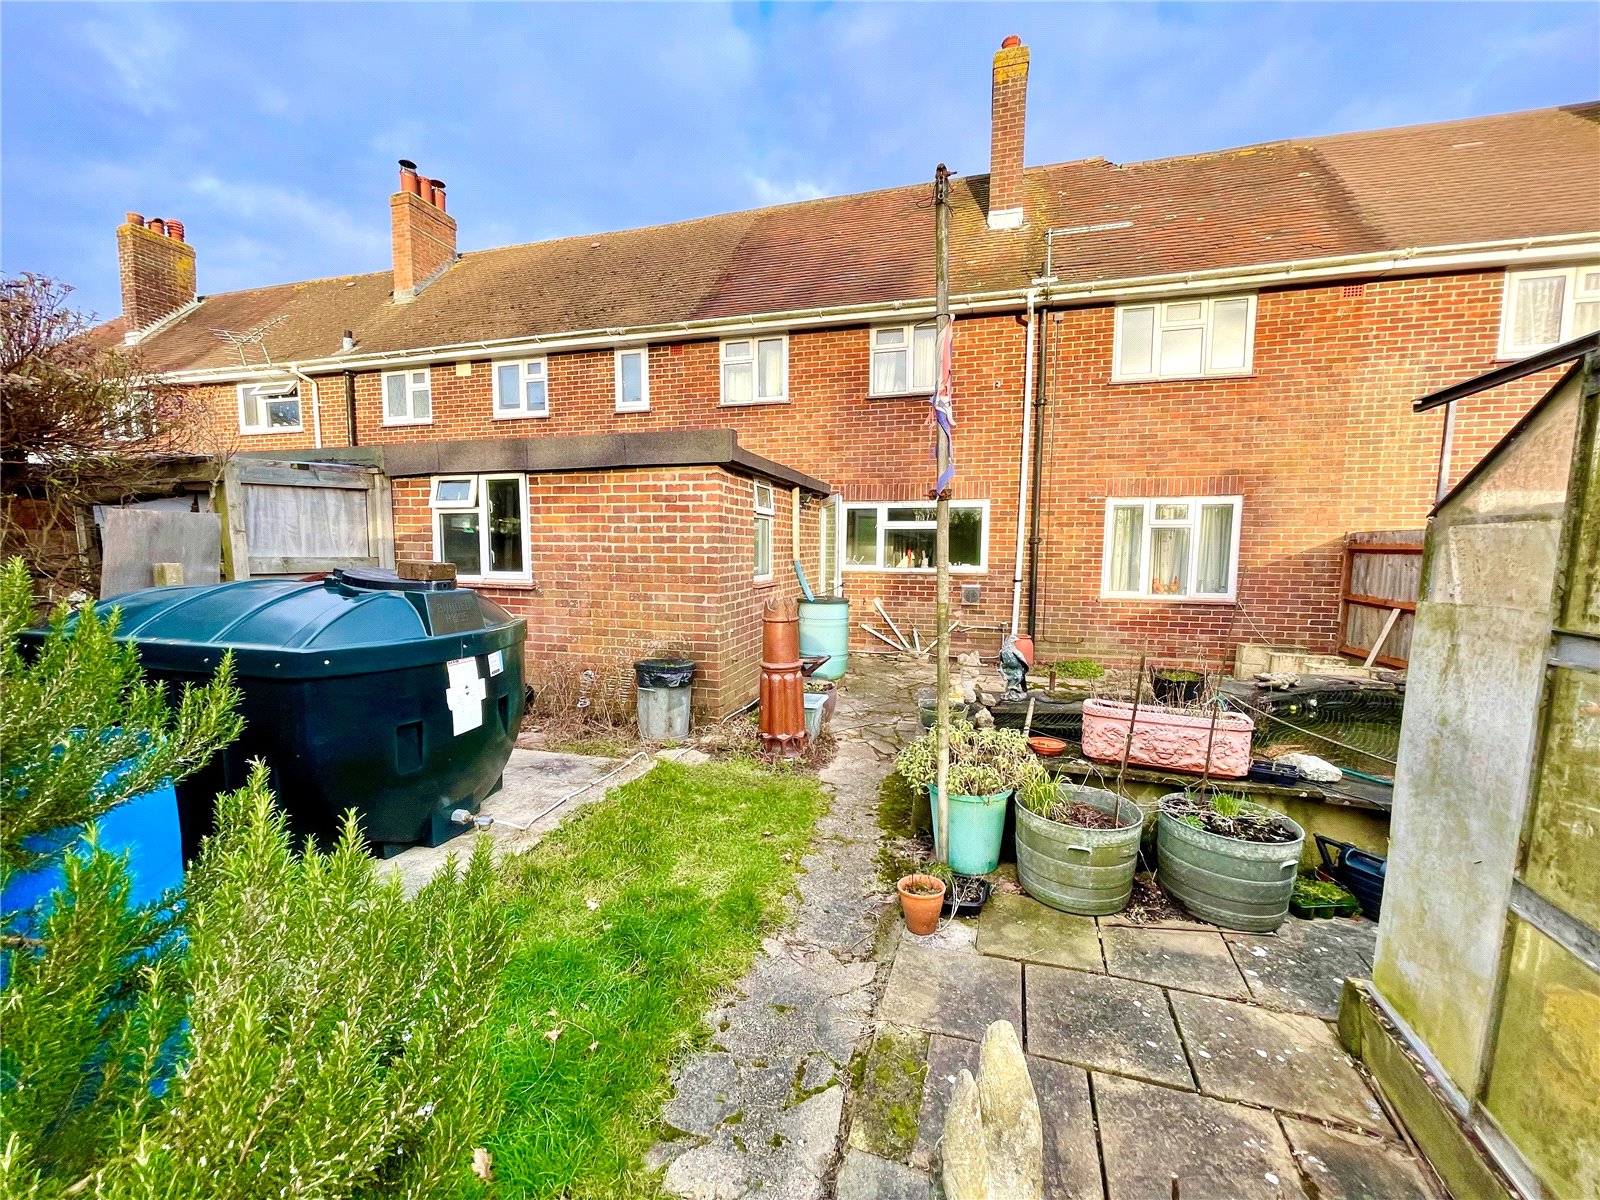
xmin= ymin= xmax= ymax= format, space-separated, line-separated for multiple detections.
xmin=1101 ymin=496 xmax=1241 ymax=601
xmin=869 ymin=323 xmax=938 ymax=396
xmin=615 ymin=348 xmax=649 ymax=412
xmin=721 ymin=335 xmax=787 ymax=405
xmin=494 ymin=359 xmax=548 ymax=419
xmin=1113 ymin=296 xmax=1256 ymax=382
xmin=753 ymin=480 xmax=775 ymax=581
xmin=238 ymin=381 xmax=302 ymax=434
xmin=843 ymin=501 xmax=987 ymax=572
xmin=383 ymin=368 xmax=433 ymax=425
xmin=429 ymin=473 xmax=528 ymax=581
xmin=1500 ymin=265 xmax=1600 ymax=358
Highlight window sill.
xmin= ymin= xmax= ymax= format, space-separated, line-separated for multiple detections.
xmin=239 ymin=425 xmax=304 ymax=436
xmin=719 ymin=398 xmax=789 ymax=408
xmin=1099 ymin=593 xmax=1238 ymax=605
xmin=615 ymin=404 xmax=651 ymax=414
xmin=1107 ymin=372 xmax=1255 ymax=386
xmin=843 ymin=566 xmax=987 ymax=576
xmin=493 ymin=410 xmax=550 ymax=421
xmin=383 ymin=418 xmax=435 ymax=427
xmin=456 ymin=575 xmax=534 ymax=588
xmin=868 ymin=389 xmax=934 ymax=401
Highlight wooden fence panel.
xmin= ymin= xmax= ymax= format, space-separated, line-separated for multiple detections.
xmin=1340 ymin=530 xmax=1424 ymax=667
xmin=218 ymin=459 xmax=394 ymax=580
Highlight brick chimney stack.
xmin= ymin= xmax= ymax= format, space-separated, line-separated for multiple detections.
xmin=391 ymin=159 xmax=456 ymax=302
xmin=117 ymin=211 xmax=196 ymax=336
xmin=987 ymin=35 xmax=1030 ymax=230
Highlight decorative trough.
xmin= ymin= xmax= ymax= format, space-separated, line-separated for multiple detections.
xmin=1080 ymin=698 xmax=1254 ymax=778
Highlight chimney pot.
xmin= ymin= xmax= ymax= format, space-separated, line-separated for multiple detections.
xmin=391 ymin=163 xmax=457 ymax=301
xmin=431 ymin=180 xmax=447 ymax=213
xmin=147 ymin=218 xmax=167 ymax=236
xmin=399 ymin=159 xmax=423 ymax=196
xmin=117 ymin=209 xmax=196 ymax=332
xmin=126 ymin=212 xmax=146 ymax=227
xmin=1001 ymin=34 xmax=1021 ymax=47
xmin=166 ymin=219 xmax=185 ymax=242
xmin=987 ymin=37 xmax=1030 ymax=230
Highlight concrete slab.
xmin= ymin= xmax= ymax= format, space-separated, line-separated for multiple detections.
xmin=975 ymin=890 xmax=1104 ymax=972
xmin=910 ymin=1035 xmax=980 ymax=1172
xmin=877 ymin=938 xmax=1022 ymax=1040
xmin=1101 ymin=926 xmax=1251 ymax=1000
xmin=834 ymin=1149 xmax=932 ymax=1200
xmin=1224 ymin=917 xmax=1378 ymax=1019
xmin=1168 ymin=991 xmax=1393 ymax=1137
xmin=1093 ymin=1072 xmax=1308 ymax=1200
xmin=846 ymin=1024 xmax=929 ymax=1162
xmin=1283 ymin=1118 xmax=1438 ymax=1200
xmin=1025 ymin=965 xmax=1193 ymax=1089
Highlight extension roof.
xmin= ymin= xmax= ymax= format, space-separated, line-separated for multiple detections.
xmin=121 ymin=102 xmax=1600 ymax=376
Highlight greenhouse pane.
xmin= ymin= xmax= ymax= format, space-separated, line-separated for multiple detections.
xmin=1523 ymin=667 xmax=1600 ymax=931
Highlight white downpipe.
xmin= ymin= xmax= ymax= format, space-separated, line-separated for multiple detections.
xmin=1010 ymin=290 xmax=1038 ymax=635
xmin=286 ymin=364 xmax=324 ymax=449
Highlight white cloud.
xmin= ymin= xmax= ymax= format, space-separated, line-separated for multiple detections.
xmin=77 ymin=7 xmax=182 ymax=115
xmin=747 ymin=175 xmax=826 ymax=207
xmin=187 ymin=173 xmax=387 ymax=265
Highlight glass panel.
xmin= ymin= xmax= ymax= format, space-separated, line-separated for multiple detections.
xmin=485 ymin=479 xmax=523 ymax=574
xmin=1153 ymin=503 xmax=1189 ymax=521
xmin=950 ymin=507 xmax=983 ymax=567
xmin=846 ymin=508 xmax=878 ymax=566
xmin=912 ymin=325 xmax=937 ymax=389
xmin=1483 ymin=920 xmax=1600 ymax=1199
xmin=525 ymin=378 xmax=547 ymax=414
xmin=525 ymin=360 xmax=545 ymax=379
xmin=1522 ymin=668 xmax=1600 ymax=931
xmin=753 ymin=481 xmax=774 ymax=512
xmin=1108 ymin=505 xmax=1143 ymax=592
xmin=440 ymin=512 xmax=481 ymax=576
xmin=1118 ymin=308 xmax=1155 ymax=376
xmin=1160 ymin=326 xmax=1204 ymax=377
xmin=758 ymin=339 xmax=784 ymax=399
xmin=434 ymin=478 xmax=472 ymax=504
xmin=1164 ymin=301 xmax=1203 ymax=324
xmin=267 ymin=399 xmax=300 ymax=427
xmin=819 ymin=503 xmax=838 ymax=593
xmin=1573 ymin=301 xmax=1600 ymax=337
xmin=885 ymin=527 xmax=934 ymax=570
xmin=241 ymin=389 xmax=262 ymax=428
xmin=385 ymin=375 xmax=408 ymax=418
xmin=496 ymin=364 xmax=520 ymax=410
xmin=886 ymin=506 xmax=936 ymax=523
xmin=754 ymin=516 xmax=772 ymax=576
xmin=872 ymin=347 xmax=907 ymax=395
xmin=1149 ymin=526 xmax=1190 ymax=595
xmin=723 ymin=361 xmax=753 ymax=404
xmin=618 ymin=353 xmax=643 ymax=407
xmin=1196 ymin=503 xmax=1235 ymax=594
xmin=1210 ymin=298 xmax=1250 ymax=371
xmin=724 ymin=340 xmax=750 ymax=360
xmin=1513 ymin=275 xmax=1566 ymax=348
xmin=410 ymin=383 xmax=431 ymax=421
xmin=874 ymin=327 xmax=906 ymax=346
xmin=410 ymin=370 xmax=428 ymax=386
xmin=1582 ymin=270 xmax=1600 ymax=292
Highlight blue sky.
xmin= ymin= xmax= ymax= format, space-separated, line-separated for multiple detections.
xmin=4 ymin=2 xmax=1596 ymax=322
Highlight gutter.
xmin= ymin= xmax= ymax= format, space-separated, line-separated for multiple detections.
xmin=155 ymin=232 xmax=1600 ymax=386
xmin=284 ymin=364 xmax=324 ymax=449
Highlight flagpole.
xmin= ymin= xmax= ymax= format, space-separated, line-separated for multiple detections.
xmin=933 ymin=163 xmax=952 ymax=867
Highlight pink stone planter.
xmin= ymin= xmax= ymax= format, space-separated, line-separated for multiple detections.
xmin=1080 ymin=698 xmax=1254 ymax=778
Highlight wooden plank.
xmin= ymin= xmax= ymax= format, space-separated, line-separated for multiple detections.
xmin=244 ymin=483 xmax=371 ymax=560
xmin=247 ymin=555 xmax=378 ymax=576
xmin=233 ymin=461 xmax=372 ymax=489
xmin=1346 ymin=593 xmax=1418 ymax=613
xmin=100 ymin=509 xmax=221 ymax=597
xmin=1364 ymin=607 xmax=1404 ymax=668
xmin=368 ymin=471 xmax=396 ymax=569
xmin=216 ymin=461 xmax=251 ymax=581
xmin=1345 ymin=543 xmax=1424 ymax=555
xmin=1339 ymin=643 xmax=1409 ymax=671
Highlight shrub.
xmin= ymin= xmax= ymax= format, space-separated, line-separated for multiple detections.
xmin=1053 ymin=658 xmax=1104 ymax=680
xmin=895 ymin=721 xmax=1041 ymax=797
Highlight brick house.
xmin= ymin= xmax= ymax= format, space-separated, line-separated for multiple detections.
xmin=98 ymin=38 xmax=1600 ymax=715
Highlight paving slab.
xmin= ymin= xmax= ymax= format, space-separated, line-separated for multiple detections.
xmin=1283 ymin=1118 xmax=1438 ymax=1200
xmin=1025 ymin=964 xmax=1194 ymax=1088
xmin=877 ymin=937 xmax=1022 ymax=1040
xmin=834 ymin=1149 xmax=932 ymax=1200
xmin=975 ymin=889 xmax=1104 ymax=972
xmin=1094 ymin=1072 xmax=1308 ymax=1200
xmin=1168 ymin=991 xmax=1393 ymax=1137
xmin=846 ymin=1024 xmax=929 ymax=1162
xmin=1224 ymin=917 xmax=1378 ymax=1019
xmin=909 ymin=1034 xmax=981 ymax=1172
xmin=1100 ymin=925 xmax=1250 ymax=1000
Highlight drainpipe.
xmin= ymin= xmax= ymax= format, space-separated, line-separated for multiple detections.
xmin=1025 ymin=304 xmax=1051 ymax=638
xmin=286 ymin=363 xmax=323 ymax=449
xmin=1009 ymin=289 xmax=1038 ymax=634
xmin=344 ymin=370 xmax=359 ymax=446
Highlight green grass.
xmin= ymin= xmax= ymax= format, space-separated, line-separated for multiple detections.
xmin=484 ymin=760 xmax=824 ymax=1198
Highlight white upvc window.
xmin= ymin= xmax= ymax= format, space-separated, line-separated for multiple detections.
xmin=615 ymin=347 xmax=649 ymax=412
xmin=753 ymin=479 xmax=775 ymax=581
xmin=1101 ymin=496 xmax=1242 ymax=602
xmin=869 ymin=323 xmax=938 ymax=396
xmin=383 ymin=368 xmax=433 ymax=425
xmin=818 ymin=495 xmax=842 ymax=596
xmin=721 ymin=335 xmax=788 ymax=405
xmin=493 ymin=358 xmax=548 ymax=419
xmin=842 ymin=500 xmax=989 ymax=573
xmin=1112 ymin=295 xmax=1256 ymax=382
xmin=237 ymin=381 xmax=302 ymax=434
xmin=1499 ymin=264 xmax=1600 ymax=358
xmin=429 ymin=473 xmax=529 ymax=582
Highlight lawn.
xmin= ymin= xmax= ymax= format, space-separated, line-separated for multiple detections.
xmin=483 ymin=758 xmax=825 ymax=1198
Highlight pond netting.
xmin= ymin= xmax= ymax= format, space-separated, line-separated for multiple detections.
xmin=1224 ymin=686 xmax=1403 ymax=781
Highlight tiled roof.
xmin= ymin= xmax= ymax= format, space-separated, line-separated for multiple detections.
xmin=124 ymin=103 xmax=1600 ymax=375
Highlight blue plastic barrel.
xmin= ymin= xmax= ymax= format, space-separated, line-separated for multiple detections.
xmin=928 ymin=785 xmax=1011 ymax=875
xmin=798 ymin=597 xmax=849 ymax=680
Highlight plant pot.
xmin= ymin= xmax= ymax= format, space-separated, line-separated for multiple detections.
xmin=940 ymin=875 xmax=993 ymax=918
xmin=897 ymin=873 xmax=947 ymax=936
xmin=927 ymin=786 xmax=1011 ymax=875
xmin=1080 ymin=698 xmax=1254 ymax=778
xmin=1027 ymin=735 xmax=1067 ymax=757
xmin=1151 ymin=669 xmax=1203 ymax=705
xmin=1016 ymin=784 xmax=1145 ymax=916
xmin=1155 ymin=793 xmax=1305 ymax=932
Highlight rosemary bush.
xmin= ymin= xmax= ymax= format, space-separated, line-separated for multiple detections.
xmin=894 ymin=720 xmax=1042 ymax=797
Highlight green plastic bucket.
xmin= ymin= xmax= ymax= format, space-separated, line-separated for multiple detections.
xmin=928 ymin=785 xmax=1010 ymax=875
xmin=798 ymin=597 xmax=849 ymax=680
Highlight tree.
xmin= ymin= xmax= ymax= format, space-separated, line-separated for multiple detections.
xmin=0 ymin=274 xmax=198 ymax=596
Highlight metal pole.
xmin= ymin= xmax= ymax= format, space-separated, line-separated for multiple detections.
xmin=934 ymin=164 xmax=952 ymax=866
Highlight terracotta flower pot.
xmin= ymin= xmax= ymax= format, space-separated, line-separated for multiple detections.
xmin=897 ymin=873 xmax=947 ymax=936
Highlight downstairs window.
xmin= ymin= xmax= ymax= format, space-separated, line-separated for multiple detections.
xmin=843 ymin=501 xmax=987 ymax=572
xmin=1101 ymin=497 xmax=1241 ymax=601
xmin=430 ymin=473 xmax=529 ymax=581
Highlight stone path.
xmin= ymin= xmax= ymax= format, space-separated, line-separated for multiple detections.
xmin=852 ymin=882 xmax=1443 ymax=1199
xmin=655 ymin=660 xmax=930 ymax=1200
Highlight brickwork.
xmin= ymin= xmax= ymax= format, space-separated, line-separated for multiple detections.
xmin=391 ymin=191 xmax=457 ymax=298
xmin=117 ymin=220 xmax=196 ymax=332
xmin=988 ymin=40 xmax=1030 ymax=223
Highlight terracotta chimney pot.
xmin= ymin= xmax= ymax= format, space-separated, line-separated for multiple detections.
xmin=166 ymin=219 xmax=185 ymax=242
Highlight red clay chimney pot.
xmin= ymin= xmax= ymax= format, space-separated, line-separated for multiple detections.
xmin=431 ymin=180 xmax=447 ymax=213
xmin=147 ymin=218 xmax=166 ymax=236
xmin=166 ymin=219 xmax=185 ymax=242
xmin=126 ymin=212 xmax=145 ymax=227
xmin=1001 ymin=34 xmax=1021 ymax=47
xmin=399 ymin=159 xmax=422 ymax=196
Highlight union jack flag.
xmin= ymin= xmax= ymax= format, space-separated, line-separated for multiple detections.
xmin=929 ymin=317 xmax=955 ymax=494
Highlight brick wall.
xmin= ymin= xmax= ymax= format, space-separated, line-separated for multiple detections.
xmin=117 ymin=220 xmax=196 ymax=332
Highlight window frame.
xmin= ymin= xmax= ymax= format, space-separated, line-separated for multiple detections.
xmin=752 ymin=479 xmax=776 ymax=582
xmin=1099 ymin=495 xmax=1243 ymax=603
xmin=236 ymin=380 xmax=303 ymax=435
xmin=614 ymin=346 xmax=650 ymax=413
xmin=720 ymin=334 xmax=789 ymax=407
xmin=1498 ymin=264 xmax=1600 ymax=359
xmin=429 ymin=471 xmax=530 ymax=583
xmin=491 ymin=358 xmax=550 ymax=420
xmin=868 ymin=321 xmax=939 ymax=397
xmin=1110 ymin=294 xmax=1257 ymax=383
xmin=382 ymin=368 xmax=434 ymax=426
xmin=841 ymin=499 xmax=989 ymax=575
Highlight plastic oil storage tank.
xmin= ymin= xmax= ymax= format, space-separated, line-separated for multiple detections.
xmin=41 ymin=568 xmax=527 ymax=859
xmin=797 ymin=596 xmax=848 ymax=680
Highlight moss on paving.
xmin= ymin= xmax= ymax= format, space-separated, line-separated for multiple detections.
xmin=483 ymin=760 xmax=824 ymax=1199
xmin=846 ymin=1024 xmax=930 ymax=1163
xmin=877 ymin=771 xmax=932 ymax=886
